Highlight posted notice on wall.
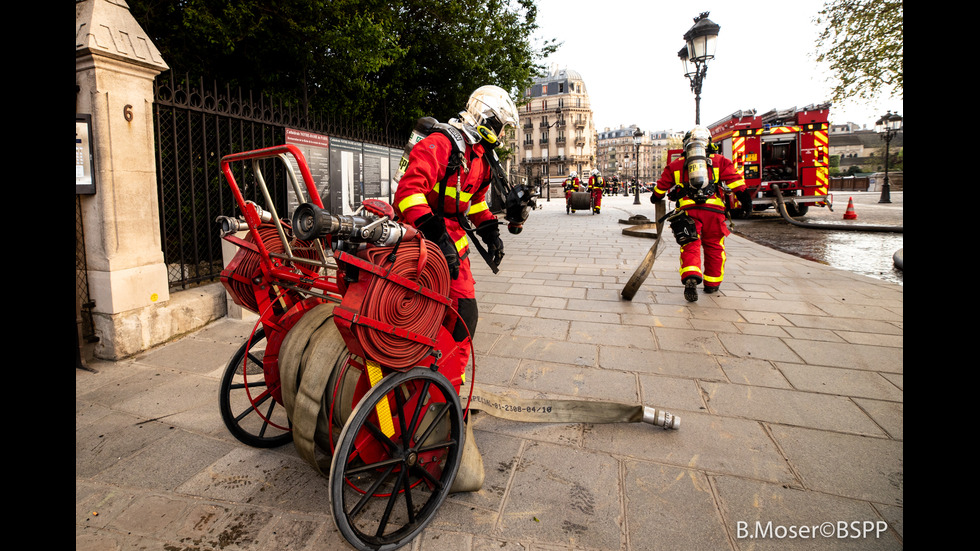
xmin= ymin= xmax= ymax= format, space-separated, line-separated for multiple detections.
xmin=285 ymin=128 xmax=330 ymax=215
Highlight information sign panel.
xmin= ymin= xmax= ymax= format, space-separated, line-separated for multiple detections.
xmin=76 ymin=114 xmax=96 ymax=195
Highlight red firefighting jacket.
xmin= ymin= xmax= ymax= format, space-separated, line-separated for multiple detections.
xmin=394 ymin=131 xmax=496 ymax=298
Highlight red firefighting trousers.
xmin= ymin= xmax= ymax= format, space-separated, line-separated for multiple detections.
xmin=678 ymin=208 xmax=730 ymax=288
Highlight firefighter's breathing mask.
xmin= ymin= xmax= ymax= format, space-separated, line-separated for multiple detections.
xmin=504 ymin=183 xmax=535 ymax=234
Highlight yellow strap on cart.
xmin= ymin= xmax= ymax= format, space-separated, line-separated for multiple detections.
xmin=367 ymin=360 xmax=395 ymax=438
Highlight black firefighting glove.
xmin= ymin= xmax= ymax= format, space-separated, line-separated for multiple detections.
xmin=650 ymin=190 xmax=665 ymax=204
xmin=475 ymin=219 xmax=505 ymax=267
xmin=416 ymin=213 xmax=460 ymax=279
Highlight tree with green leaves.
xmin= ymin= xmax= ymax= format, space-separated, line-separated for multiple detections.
xmin=814 ymin=0 xmax=903 ymax=104
xmin=128 ymin=0 xmax=557 ymax=139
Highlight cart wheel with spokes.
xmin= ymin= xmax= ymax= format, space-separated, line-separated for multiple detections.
xmin=218 ymin=327 xmax=293 ymax=448
xmin=329 ymin=368 xmax=463 ymax=551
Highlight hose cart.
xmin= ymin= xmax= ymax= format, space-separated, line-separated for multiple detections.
xmin=216 ymin=145 xmax=678 ymax=551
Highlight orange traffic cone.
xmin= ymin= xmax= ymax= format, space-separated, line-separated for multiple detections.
xmin=843 ymin=197 xmax=857 ymax=220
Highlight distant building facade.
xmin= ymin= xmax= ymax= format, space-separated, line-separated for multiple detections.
xmin=596 ymin=126 xmax=682 ymax=183
xmin=519 ymin=67 xmax=597 ymax=189
xmin=828 ymin=123 xmax=903 ymax=174
xmin=647 ymin=129 xmax=684 ymax=180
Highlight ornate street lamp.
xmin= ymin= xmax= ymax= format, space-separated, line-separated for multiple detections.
xmin=874 ymin=111 xmax=903 ymax=204
xmin=633 ymin=127 xmax=643 ymax=205
xmin=680 ymin=12 xmax=720 ymax=125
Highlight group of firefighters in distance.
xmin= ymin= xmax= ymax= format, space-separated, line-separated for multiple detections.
xmin=562 ymin=171 xmax=638 ymax=200
xmin=559 ymin=171 xmax=651 ymax=215
xmin=561 ymin=171 xmax=648 ymax=214
xmin=561 ymin=169 xmax=611 ymax=214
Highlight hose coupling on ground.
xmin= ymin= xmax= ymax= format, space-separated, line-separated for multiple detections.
xmin=642 ymin=406 xmax=680 ymax=430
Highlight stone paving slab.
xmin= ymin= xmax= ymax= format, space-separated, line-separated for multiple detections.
xmin=699 ymin=381 xmax=887 ymax=436
xmin=623 ymin=460 xmax=731 ymax=551
xmin=77 ymin=194 xmax=902 ymax=550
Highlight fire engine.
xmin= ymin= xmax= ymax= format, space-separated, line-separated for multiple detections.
xmin=708 ymin=103 xmax=832 ymax=217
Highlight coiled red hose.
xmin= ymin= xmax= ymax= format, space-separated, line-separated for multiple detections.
xmin=222 ymin=223 xmax=321 ymax=313
xmin=222 ymin=225 xmax=280 ymax=312
xmin=353 ymin=238 xmax=451 ymax=370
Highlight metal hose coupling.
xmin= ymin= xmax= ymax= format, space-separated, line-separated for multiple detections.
xmin=216 ymin=215 xmax=245 ymax=237
xmin=642 ymin=406 xmax=680 ymax=430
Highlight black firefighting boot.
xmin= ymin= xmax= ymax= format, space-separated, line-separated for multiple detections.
xmin=684 ymin=278 xmax=699 ymax=302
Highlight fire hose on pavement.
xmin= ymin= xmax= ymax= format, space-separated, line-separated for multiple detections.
xmin=621 ymin=201 xmax=671 ymax=301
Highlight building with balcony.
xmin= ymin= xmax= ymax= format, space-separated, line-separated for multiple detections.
xmin=647 ymin=129 xmax=684 ymax=179
xmin=518 ymin=67 xmax=597 ymax=194
xmin=596 ymin=126 xmax=683 ymax=184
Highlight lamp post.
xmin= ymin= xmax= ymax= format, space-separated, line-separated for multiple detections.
xmin=622 ymin=150 xmax=629 ymax=196
xmin=620 ymin=153 xmax=630 ymax=197
xmin=543 ymin=107 xmax=562 ymax=202
xmin=874 ymin=111 xmax=902 ymax=204
xmin=679 ymin=12 xmax=720 ymax=125
xmin=633 ymin=127 xmax=643 ymax=204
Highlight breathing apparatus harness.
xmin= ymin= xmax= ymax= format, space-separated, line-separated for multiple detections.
xmin=671 ymin=137 xmax=718 ymax=205
xmin=664 ymin=139 xmax=736 ymax=246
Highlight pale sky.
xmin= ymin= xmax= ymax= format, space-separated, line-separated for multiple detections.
xmin=529 ymin=0 xmax=903 ymax=134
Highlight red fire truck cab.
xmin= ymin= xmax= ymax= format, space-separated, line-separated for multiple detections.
xmin=708 ymin=103 xmax=832 ymax=217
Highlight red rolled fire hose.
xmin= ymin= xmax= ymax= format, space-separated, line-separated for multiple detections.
xmin=354 ymin=237 xmax=452 ymax=369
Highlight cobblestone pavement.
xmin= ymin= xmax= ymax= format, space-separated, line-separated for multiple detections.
xmin=77 ymin=193 xmax=903 ymax=550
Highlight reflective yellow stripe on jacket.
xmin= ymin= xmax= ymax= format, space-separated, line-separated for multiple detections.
xmin=398 ymin=186 xmax=478 ymax=215
xmin=398 ymin=193 xmax=428 ymax=213
xmin=398 ymin=193 xmax=470 ymax=254
xmin=443 ymin=186 xmax=474 ymax=203
xmin=673 ymin=168 xmax=726 ymax=209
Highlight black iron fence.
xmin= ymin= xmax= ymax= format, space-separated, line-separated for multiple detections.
xmin=153 ymin=73 xmax=397 ymax=290
xmin=829 ymin=176 xmax=870 ymax=191
xmin=76 ymin=196 xmax=96 ymax=342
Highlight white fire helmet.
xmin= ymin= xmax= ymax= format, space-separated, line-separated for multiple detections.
xmin=461 ymin=85 xmax=519 ymax=142
xmin=683 ymin=125 xmax=711 ymax=151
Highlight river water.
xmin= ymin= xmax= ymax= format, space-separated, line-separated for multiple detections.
xmin=730 ymin=191 xmax=903 ymax=285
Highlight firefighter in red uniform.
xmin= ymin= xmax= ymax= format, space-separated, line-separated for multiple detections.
xmin=588 ymin=169 xmax=604 ymax=213
xmin=563 ymin=171 xmax=581 ymax=213
xmin=651 ymin=126 xmax=746 ymax=302
xmin=394 ymin=85 xmax=518 ymax=372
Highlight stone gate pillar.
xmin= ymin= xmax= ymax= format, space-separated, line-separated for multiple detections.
xmin=76 ymin=0 xmax=172 ymax=359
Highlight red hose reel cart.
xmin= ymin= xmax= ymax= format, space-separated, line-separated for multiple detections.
xmin=216 ymin=145 xmax=471 ymax=551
